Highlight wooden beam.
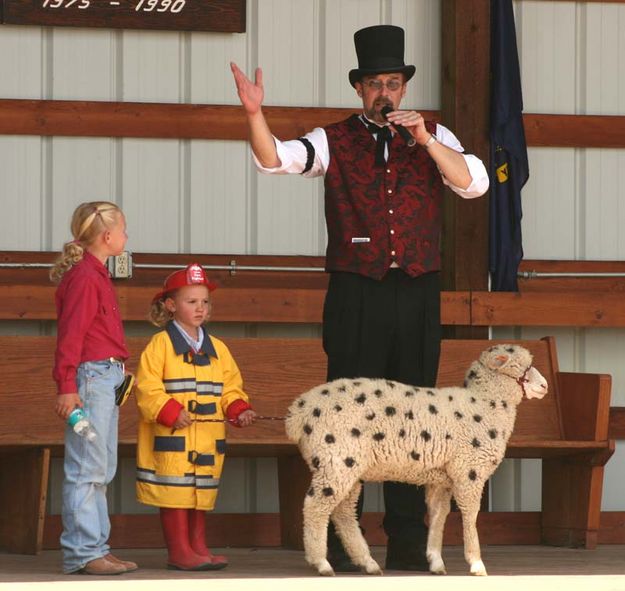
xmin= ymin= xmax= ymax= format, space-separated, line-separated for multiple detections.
xmin=524 ymin=114 xmax=625 ymax=149
xmin=0 ymin=283 xmax=471 ymax=325
xmin=0 ymin=99 xmax=435 ymax=141
xmin=1 ymin=99 xmax=624 ymax=148
xmin=471 ymin=291 xmax=625 ymax=327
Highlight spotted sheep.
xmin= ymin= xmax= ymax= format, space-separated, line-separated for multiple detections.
xmin=285 ymin=344 xmax=548 ymax=577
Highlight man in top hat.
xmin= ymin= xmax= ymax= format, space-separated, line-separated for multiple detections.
xmin=231 ymin=24 xmax=488 ymax=572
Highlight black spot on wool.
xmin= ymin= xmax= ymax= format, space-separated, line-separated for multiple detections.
xmin=355 ymin=393 xmax=367 ymax=404
xmin=352 ymin=381 xmax=361 ymax=386
xmin=421 ymin=430 xmax=431 ymax=442
xmin=321 ymin=389 xmax=330 ymax=396
xmin=366 ymin=413 xmax=376 ymax=421
xmin=428 ymin=405 xmax=438 ymax=415
xmin=322 ymin=487 xmax=334 ymax=497
xmin=404 ymin=390 xmax=414 ymax=397
xmin=338 ymin=385 xmax=346 ymax=392
xmin=374 ymin=389 xmax=383 ymax=397
xmin=448 ymin=395 xmax=453 ymax=401
xmin=386 ymin=381 xmax=396 ymax=388
xmin=312 ymin=408 xmax=321 ymax=417
xmin=297 ymin=400 xmax=305 ymax=408
xmin=411 ymin=451 xmax=420 ymax=461
xmin=307 ymin=487 xmax=315 ymax=496
xmin=490 ymin=400 xmax=496 ymax=409
xmin=446 ymin=433 xmax=452 ymax=440
xmin=373 ymin=432 xmax=385 ymax=441
xmin=312 ymin=457 xmax=320 ymax=469
xmin=454 ymin=411 xmax=463 ymax=419
xmin=344 ymin=457 xmax=356 ymax=467
xmin=473 ymin=415 xmax=482 ymax=423
xmin=304 ymin=424 xmax=312 ymax=435
xmin=489 ymin=429 xmax=498 ymax=439
xmin=502 ymin=401 xmax=508 ymax=409
xmin=427 ymin=390 xmax=435 ymax=397
xmin=468 ymin=370 xmax=477 ymax=379
xmin=470 ymin=397 xmax=476 ymax=403
xmin=506 ymin=346 xmax=515 ymax=353
xmin=385 ymin=406 xmax=396 ymax=416
xmin=399 ymin=429 xmax=406 ymax=438
xmin=325 ymin=434 xmax=335 ymax=444
xmin=472 ymin=438 xmax=481 ymax=448
xmin=351 ymin=428 xmax=361 ymax=437
xmin=405 ymin=411 xmax=414 ymax=420
xmin=334 ymin=405 xmax=343 ymax=412
xmin=469 ymin=470 xmax=477 ymax=481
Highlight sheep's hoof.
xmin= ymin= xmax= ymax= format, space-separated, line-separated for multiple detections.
xmin=315 ymin=559 xmax=335 ymax=576
xmin=469 ymin=560 xmax=487 ymax=576
xmin=361 ymin=558 xmax=383 ymax=575
xmin=429 ymin=561 xmax=446 ymax=575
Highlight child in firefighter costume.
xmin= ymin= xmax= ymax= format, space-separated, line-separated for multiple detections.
xmin=135 ymin=263 xmax=256 ymax=570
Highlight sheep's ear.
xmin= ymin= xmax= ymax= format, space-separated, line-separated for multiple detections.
xmin=486 ymin=353 xmax=509 ymax=370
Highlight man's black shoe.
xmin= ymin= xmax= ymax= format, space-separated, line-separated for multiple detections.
xmin=329 ymin=557 xmax=360 ymax=572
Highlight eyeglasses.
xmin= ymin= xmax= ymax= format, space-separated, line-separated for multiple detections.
xmin=362 ymin=79 xmax=404 ymax=91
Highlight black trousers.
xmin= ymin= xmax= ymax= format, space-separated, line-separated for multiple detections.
xmin=322 ymin=269 xmax=441 ymax=558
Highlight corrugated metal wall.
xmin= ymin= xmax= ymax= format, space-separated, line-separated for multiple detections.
xmin=491 ymin=1 xmax=625 ymax=512
xmin=0 ymin=0 xmax=624 ymax=517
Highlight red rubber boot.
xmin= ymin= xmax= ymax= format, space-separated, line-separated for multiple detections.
xmin=160 ymin=508 xmax=213 ymax=570
xmin=188 ymin=509 xmax=228 ymax=569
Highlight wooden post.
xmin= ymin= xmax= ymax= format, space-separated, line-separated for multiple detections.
xmin=0 ymin=448 xmax=50 ymax=554
xmin=441 ymin=0 xmax=491 ymax=339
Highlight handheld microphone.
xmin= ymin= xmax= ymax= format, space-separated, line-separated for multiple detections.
xmin=381 ymin=106 xmax=417 ymax=147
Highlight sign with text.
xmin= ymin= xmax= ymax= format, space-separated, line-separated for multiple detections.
xmin=1 ymin=0 xmax=246 ymax=32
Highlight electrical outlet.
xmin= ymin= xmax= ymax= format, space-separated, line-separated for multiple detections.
xmin=107 ymin=251 xmax=133 ymax=279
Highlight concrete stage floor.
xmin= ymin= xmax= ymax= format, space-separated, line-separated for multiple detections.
xmin=1 ymin=545 xmax=624 ymax=591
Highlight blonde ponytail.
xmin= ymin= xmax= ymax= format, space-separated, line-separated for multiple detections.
xmin=50 ymin=201 xmax=122 ymax=283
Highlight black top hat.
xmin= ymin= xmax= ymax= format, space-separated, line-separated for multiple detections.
xmin=348 ymin=25 xmax=416 ymax=88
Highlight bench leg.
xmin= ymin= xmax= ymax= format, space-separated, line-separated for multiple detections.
xmin=0 ymin=447 xmax=50 ymax=554
xmin=277 ymin=455 xmax=310 ymax=550
xmin=541 ymin=453 xmax=611 ymax=549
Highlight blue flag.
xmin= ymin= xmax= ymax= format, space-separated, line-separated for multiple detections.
xmin=489 ymin=0 xmax=529 ymax=291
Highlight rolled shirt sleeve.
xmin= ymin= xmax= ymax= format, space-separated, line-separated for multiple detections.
xmin=434 ymin=123 xmax=490 ymax=199
xmin=252 ymin=120 xmax=488 ymax=198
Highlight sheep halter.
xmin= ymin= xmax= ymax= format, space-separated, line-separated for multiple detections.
xmin=515 ymin=366 xmax=532 ymax=398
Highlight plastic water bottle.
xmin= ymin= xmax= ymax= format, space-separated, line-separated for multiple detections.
xmin=67 ymin=408 xmax=97 ymax=441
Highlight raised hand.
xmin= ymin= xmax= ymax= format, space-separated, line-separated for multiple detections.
xmin=231 ymin=62 xmax=264 ymax=115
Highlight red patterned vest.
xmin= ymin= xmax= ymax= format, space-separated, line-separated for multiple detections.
xmin=324 ymin=115 xmax=444 ymax=280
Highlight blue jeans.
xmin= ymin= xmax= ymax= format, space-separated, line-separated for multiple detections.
xmin=61 ymin=359 xmax=123 ymax=573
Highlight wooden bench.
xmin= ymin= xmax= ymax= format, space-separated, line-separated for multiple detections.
xmin=0 ymin=336 xmax=613 ymax=553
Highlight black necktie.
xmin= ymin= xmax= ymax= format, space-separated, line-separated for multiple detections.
xmin=367 ymin=123 xmax=392 ymax=167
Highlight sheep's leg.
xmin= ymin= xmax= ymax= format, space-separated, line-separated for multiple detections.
xmin=303 ymin=474 xmax=356 ymax=576
xmin=425 ymin=485 xmax=452 ymax=575
xmin=454 ymin=488 xmax=487 ymax=576
xmin=331 ymin=481 xmax=381 ymax=575
xmin=303 ymin=493 xmax=335 ymax=575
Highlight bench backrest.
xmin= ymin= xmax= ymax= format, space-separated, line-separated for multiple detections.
xmin=0 ymin=335 xmax=562 ymax=447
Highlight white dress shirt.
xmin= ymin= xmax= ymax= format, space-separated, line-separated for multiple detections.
xmin=254 ymin=117 xmax=489 ymax=199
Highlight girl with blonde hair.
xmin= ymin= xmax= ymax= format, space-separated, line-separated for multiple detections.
xmin=52 ymin=201 xmax=137 ymax=575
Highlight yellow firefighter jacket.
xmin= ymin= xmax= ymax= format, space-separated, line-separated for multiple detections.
xmin=135 ymin=323 xmax=249 ymax=510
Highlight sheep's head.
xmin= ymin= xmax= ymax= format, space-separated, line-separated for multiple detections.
xmin=479 ymin=344 xmax=548 ymax=400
